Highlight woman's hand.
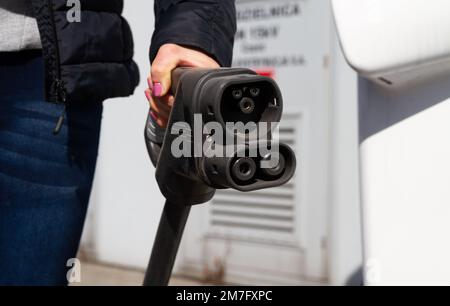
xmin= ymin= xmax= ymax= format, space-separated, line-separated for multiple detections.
xmin=145 ymin=44 xmax=220 ymax=127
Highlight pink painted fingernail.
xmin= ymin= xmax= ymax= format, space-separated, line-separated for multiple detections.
xmin=153 ymin=82 xmax=163 ymax=97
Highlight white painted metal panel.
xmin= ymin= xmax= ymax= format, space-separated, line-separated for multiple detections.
xmin=333 ymin=0 xmax=450 ymax=81
xmin=359 ymin=77 xmax=450 ymax=285
xmin=334 ymin=0 xmax=450 ymax=285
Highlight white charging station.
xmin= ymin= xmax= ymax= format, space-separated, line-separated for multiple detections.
xmin=333 ymin=0 xmax=450 ymax=285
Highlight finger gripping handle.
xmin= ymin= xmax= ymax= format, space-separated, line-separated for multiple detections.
xmin=144 ymin=68 xmax=188 ymax=166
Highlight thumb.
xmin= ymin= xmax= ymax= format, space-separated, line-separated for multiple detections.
xmin=150 ymin=45 xmax=181 ymax=97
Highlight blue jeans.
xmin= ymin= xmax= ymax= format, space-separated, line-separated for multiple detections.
xmin=0 ymin=51 xmax=103 ymax=285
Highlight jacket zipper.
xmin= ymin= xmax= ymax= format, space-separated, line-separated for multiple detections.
xmin=47 ymin=0 xmax=67 ymax=135
xmin=54 ymin=79 xmax=67 ymax=135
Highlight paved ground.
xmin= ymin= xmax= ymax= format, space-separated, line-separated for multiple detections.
xmin=72 ymin=262 xmax=201 ymax=286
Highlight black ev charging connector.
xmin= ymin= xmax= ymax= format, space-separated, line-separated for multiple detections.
xmin=143 ymin=68 xmax=296 ymax=286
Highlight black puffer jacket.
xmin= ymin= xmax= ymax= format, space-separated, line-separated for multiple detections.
xmin=29 ymin=0 xmax=236 ymax=105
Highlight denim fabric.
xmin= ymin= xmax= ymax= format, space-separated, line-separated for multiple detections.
xmin=0 ymin=51 xmax=102 ymax=285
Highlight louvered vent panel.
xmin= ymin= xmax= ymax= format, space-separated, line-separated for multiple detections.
xmin=209 ymin=116 xmax=299 ymax=244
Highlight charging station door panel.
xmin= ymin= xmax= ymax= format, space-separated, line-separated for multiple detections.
xmin=175 ymin=0 xmax=332 ymax=285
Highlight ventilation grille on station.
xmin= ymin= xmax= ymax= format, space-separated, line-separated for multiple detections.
xmin=209 ymin=116 xmax=299 ymax=243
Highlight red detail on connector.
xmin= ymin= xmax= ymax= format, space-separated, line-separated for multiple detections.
xmin=254 ymin=69 xmax=275 ymax=79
